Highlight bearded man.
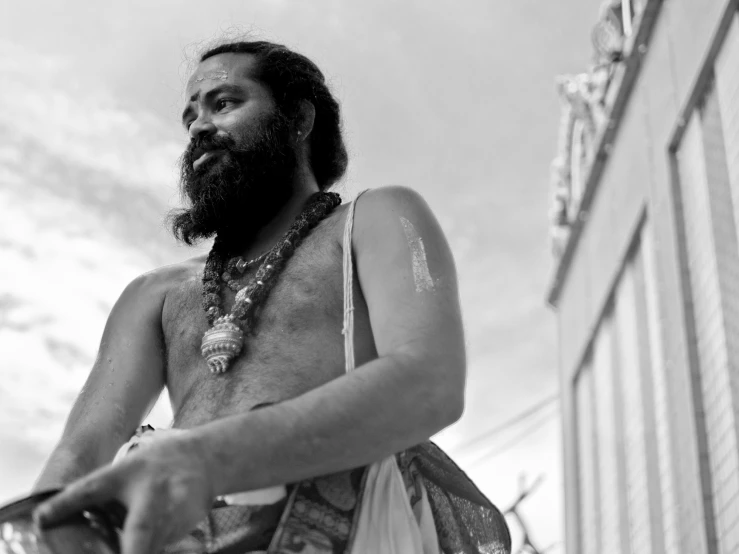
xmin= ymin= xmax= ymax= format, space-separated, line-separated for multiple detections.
xmin=31 ymin=40 xmax=511 ymax=554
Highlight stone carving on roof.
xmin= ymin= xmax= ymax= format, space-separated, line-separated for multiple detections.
xmin=548 ymin=0 xmax=648 ymax=259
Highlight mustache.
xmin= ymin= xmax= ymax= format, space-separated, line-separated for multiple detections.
xmin=183 ymin=134 xmax=239 ymax=165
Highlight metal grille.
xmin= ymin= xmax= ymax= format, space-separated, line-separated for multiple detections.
xmin=675 ymin=113 xmax=719 ymax=554
xmin=700 ymin=74 xmax=739 ymax=554
xmin=592 ymin=316 xmax=625 ymax=554
xmin=716 ymin=13 xmax=739 ymax=244
xmin=677 ymin=104 xmax=739 ymax=554
xmin=614 ymin=259 xmax=653 ymax=554
xmin=575 ymin=361 xmax=599 ymax=554
xmin=641 ymin=221 xmax=680 ymax=554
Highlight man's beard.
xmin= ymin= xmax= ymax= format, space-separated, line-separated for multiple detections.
xmin=169 ymin=111 xmax=297 ymax=248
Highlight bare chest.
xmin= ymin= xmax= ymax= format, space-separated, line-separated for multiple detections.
xmin=161 ymin=227 xmax=375 ymax=428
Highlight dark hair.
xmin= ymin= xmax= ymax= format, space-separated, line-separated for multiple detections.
xmin=200 ymin=40 xmax=348 ymax=190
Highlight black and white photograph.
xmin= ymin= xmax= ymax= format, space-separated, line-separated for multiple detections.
xmin=1 ymin=1 xmax=738 ymax=553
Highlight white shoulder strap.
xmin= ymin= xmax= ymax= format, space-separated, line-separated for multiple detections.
xmin=342 ymin=189 xmax=369 ymax=373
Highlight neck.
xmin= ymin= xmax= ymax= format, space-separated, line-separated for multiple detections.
xmin=232 ymin=166 xmax=322 ymax=260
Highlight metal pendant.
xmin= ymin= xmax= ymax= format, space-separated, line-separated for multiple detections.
xmin=201 ymin=316 xmax=244 ymax=374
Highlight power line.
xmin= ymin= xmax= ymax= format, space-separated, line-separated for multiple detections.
xmin=452 ymin=392 xmax=559 ymax=454
xmin=466 ymin=403 xmax=559 ymax=467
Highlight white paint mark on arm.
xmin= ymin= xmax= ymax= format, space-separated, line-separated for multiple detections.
xmin=400 ymin=217 xmax=435 ymax=292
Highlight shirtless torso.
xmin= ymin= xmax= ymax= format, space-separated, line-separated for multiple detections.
xmin=163 ymin=203 xmax=375 ymax=429
xmin=34 ymin=193 xmax=394 ymax=490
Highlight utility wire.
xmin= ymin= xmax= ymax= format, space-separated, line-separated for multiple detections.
xmin=466 ymin=403 xmax=559 ymax=467
xmin=451 ymin=392 xmax=559 ymax=454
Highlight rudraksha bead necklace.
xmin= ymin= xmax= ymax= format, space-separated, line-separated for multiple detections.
xmin=222 ymin=251 xmax=269 ymax=292
xmin=200 ymin=191 xmax=342 ymax=374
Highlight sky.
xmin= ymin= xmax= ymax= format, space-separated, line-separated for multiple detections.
xmin=0 ymin=0 xmax=601 ymax=550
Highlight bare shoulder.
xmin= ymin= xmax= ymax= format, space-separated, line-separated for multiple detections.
xmin=357 ymin=185 xmax=429 ymax=211
xmin=334 ymin=186 xmax=434 ymax=242
xmin=354 ymin=185 xmax=435 ymax=232
xmin=118 ymin=257 xmax=203 ymax=316
xmin=350 ymin=185 xmax=459 ymax=309
xmin=351 ymin=186 xmax=447 ymax=256
xmin=299 ymin=187 xmax=439 ymax=264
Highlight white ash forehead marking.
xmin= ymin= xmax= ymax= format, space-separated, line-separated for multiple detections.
xmin=195 ymin=70 xmax=229 ymax=83
xmin=400 ymin=217 xmax=435 ymax=293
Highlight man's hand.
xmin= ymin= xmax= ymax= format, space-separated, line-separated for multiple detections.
xmin=34 ymin=429 xmax=213 ymax=554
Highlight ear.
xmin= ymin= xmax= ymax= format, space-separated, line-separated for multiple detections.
xmin=295 ymin=100 xmax=316 ymax=141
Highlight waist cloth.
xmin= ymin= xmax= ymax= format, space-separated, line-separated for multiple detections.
xmin=115 ymin=426 xmax=511 ymax=554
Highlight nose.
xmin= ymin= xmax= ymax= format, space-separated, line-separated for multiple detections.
xmin=188 ymin=113 xmax=217 ymax=141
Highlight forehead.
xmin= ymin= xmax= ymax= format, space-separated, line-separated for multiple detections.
xmin=185 ymin=53 xmax=263 ymax=96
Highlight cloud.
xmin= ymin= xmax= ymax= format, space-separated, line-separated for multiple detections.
xmin=0 ymin=43 xmax=181 ymax=490
xmin=0 ymin=40 xmax=184 ymax=202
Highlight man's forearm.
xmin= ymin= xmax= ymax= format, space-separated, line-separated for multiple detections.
xmin=33 ymin=445 xmax=100 ymax=492
xmin=190 ymin=353 xmax=464 ymax=497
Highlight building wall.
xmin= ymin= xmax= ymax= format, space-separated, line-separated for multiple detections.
xmin=719 ymin=21 xmax=739 ymax=224
xmin=573 ymin=358 xmax=598 ymax=554
xmin=640 ymin=220 xmax=677 ymax=554
xmin=615 ymin=254 xmax=653 ymax=554
xmin=631 ymin=228 xmax=667 ymax=554
xmin=673 ymin=108 xmax=721 ymax=554
xmin=552 ymin=1 xmax=739 ymax=553
xmin=592 ymin=315 xmax=626 ymax=554
xmin=680 ymin=83 xmax=739 ymax=554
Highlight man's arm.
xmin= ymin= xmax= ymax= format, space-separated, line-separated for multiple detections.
xmin=33 ymin=186 xmax=467 ymax=553
xmin=194 ymin=185 xmax=466 ymax=495
xmin=34 ymin=271 xmax=167 ymax=491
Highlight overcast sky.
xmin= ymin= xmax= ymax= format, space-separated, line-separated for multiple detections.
xmin=0 ymin=1 xmax=601 ymax=550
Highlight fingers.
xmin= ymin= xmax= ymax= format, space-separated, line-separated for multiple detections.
xmin=120 ymin=495 xmax=164 ymax=554
xmin=33 ymin=467 xmax=119 ymax=527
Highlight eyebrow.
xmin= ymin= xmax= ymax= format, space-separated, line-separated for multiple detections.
xmin=181 ymin=84 xmax=245 ymax=124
